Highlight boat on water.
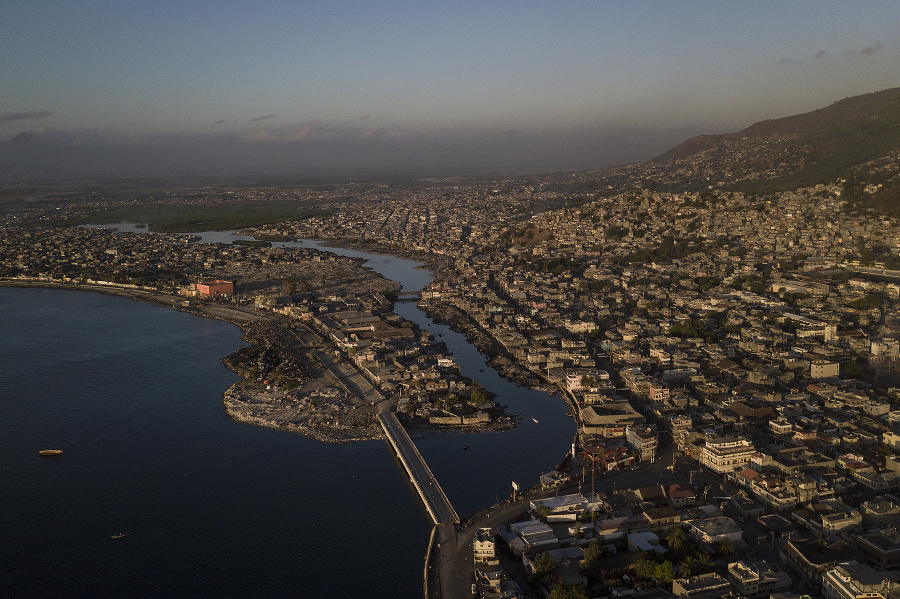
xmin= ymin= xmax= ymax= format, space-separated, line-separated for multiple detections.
xmin=39 ymin=450 xmax=63 ymax=456
xmin=532 ymin=417 xmax=539 ymax=424
xmin=463 ymin=444 xmax=469 ymax=451
xmin=111 ymin=533 xmax=128 ymax=540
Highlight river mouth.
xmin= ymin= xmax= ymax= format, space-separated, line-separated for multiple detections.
xmin=79 ymin=223 xmax=575 ymax=515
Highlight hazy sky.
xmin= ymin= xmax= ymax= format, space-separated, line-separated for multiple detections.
xmin=1 ymin=1 xmax=898 ymax=176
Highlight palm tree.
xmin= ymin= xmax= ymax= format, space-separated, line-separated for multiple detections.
xmin=679 ymin=556 xmax=696 ymax=577
xmin=694 ymin=553 xmax=713 ymax=573
xmin=667 ymin=527 xmax=685 ymax=551
xmin=718 ymin=538 xmax=734 ymax=557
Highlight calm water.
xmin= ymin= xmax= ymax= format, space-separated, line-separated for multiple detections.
xmin=6 ymin=230 xmax=575 ymax=596
xmin=0 ymin=288 xmax=428 ymax=598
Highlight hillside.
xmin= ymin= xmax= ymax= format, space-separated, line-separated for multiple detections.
xmin=648 ymin=87 xmax=900 ymax=198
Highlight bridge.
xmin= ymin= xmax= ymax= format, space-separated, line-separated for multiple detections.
xmin=378 ymin=412 xmax=458 ymax=525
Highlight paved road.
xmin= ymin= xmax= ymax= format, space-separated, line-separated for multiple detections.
xmin=315 ymin=348 xmax=385 ymax=406
xmin=378 ymin=412 xmax=458 ymax=525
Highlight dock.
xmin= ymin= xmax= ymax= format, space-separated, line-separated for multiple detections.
xmin=378 ymin=412 xmax=459 ymax=525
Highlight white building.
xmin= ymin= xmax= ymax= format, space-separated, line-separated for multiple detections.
xmin=700 ymin=437 xmax=755 ymax=474
xmin=822 ymin=561 xmax=900 ymax=599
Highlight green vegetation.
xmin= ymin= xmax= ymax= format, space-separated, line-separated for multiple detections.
xmin=84 ymin=201 xmax=331 ymax=232
xmin=847 ymin=294 xmax=883 ymax=310
xmin=668 ymin=319 xmax=716 ymax=342
xmin=529 ymin=552 xmax=556 ymax=587
xmin=615 ymin=235 xmax=705 ymax=264
xmin=499 ymin=225 xmax=553 ymax=245
xmin=549 ymin=583 xmax=589 ymax=599
xmin=635 ymin=557 xmax=675 ymax=586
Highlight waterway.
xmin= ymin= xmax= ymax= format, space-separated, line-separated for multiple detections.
xmin=3 ymin=226 xmax=575 ymax=596
xmin=280 ymin=238 xmax=576 ymax=516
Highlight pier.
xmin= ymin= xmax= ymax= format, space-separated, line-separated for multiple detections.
xmin=378 ymin=412 xmax=459 ymax=525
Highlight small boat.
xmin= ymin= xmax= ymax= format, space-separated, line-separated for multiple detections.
xmin=532 ymin=417 xmax=539 ymax=424
xmin=111 ymin=533 xmax=129 ymax=540
xmin=39 ymin=450 xmax=63 ymax=456
xmin=463 ymin=444 xmax=469 ymax=451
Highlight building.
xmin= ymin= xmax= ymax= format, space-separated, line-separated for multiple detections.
xmin=855 ymin=530 xmax=900 ymax=569
xmin=822 ymin=561 xmax=900 ymax=599
xmin=859 ymin=494 xmax=900 ymax=526
xmin=727 ymin=560 xmax=792 ymax=599
xmin=626 ymin=425 xmax=659 ymax=462
xmin=473 ymin=527 xmax=499 ymax=566
xmin=784 ymin=539 xmax=859 ymax=593
xmin=672 ymin=573 xmax=731 ymax=599
xmin=196 ymin=279 xmax=234 ymax=296
xmin=700 ymin=437 xmax=755 ymax=474
xmin=686 ymin=517 xmax=743 ymax=546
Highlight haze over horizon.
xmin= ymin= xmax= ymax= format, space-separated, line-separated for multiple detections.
xmin=2 ymin=1 xmax=899 ymax=179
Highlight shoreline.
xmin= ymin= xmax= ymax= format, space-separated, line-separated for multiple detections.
xmin=1 ymin=278 xmax=521 ymax=445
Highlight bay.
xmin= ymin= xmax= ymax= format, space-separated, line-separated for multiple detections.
xmin=0 ymin=287 xmax=428 ymax=598
xmin=2 ymin=230 xmax=576 ymax=597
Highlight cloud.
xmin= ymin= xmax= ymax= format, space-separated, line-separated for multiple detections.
xmin=245 ymin=119 xmax=413 ymax=142
xmin=860 ymin=42 xmax=882 ymax=55
xmin=249 ymin=114 xmax=276 ymax=122
xmin=814 ymin=50 xmax=826 ymax=59
xmin=214 ymin=119 xmax=226 ymax=125
xmin=777 ymin=58 xmax=802 ymax=66
xmin=847 ymin=42 xmax=883 ymax=57
xmin=0 ymin=110 xmax=53 ymax=124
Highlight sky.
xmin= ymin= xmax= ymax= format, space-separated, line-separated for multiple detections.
xmin=1 ymin=1 xmax=899 ymax=177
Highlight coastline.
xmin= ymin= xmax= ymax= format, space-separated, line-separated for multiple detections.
xmin=2 ymin=257 xmax=570 ymax=599
xmin=0 ymin=278 xmax=524 ymax=446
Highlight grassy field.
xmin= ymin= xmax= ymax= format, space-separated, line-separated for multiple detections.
xmin=85 ymin=201 xmax=331 ymax=232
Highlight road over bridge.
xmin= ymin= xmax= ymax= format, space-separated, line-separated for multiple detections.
xmin=377 ymin=412 xmax=458 ymax=526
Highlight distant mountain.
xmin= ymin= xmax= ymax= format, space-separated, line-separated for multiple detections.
xmin=649 ymin=87 xmax=900 ymax=195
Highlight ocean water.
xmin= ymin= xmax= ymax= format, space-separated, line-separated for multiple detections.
xmin=1 ymin=237 xmax=576 ymax=598
xmin=0 ymin=287 xmax=429 ymax=598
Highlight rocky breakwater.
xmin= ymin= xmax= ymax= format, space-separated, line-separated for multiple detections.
xmin=220 ymin=320 xmax=385 ymax=443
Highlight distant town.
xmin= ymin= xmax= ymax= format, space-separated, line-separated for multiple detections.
xmin=3 ymin=161 xmax=900 ymax=599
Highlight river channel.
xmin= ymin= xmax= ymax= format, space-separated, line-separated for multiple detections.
xmin=279 ymin=238 xmax=576 ymax=516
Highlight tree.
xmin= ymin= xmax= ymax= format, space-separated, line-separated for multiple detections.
xmin=529 ymin=552 xmax=556 ymax=587
xmin=582 ymin=538 xmax=603 ymax=563
xmin=549 ymin=583 xmax=589 ymax=599
xmin=718 ymin=538 xmax=734 ymax=556
xmin=282 ymin=276 xmax=298 ymax=296
xmin=667 ymin=527 xmax=685 ymax=552
xmin=635 ymin=557 xmax=657 ymax=579
xmin=694 ymin=552 xmax=713 ymax=573
xmin=654 ymin=560 xmax=675 ymax=586
xmin=470 ymin=384 xmax=488 ymax=404
xmin=843 ymin=361 xmax=862 ymax=377
xmin=679 ymin=556 xmax=696 ymax=577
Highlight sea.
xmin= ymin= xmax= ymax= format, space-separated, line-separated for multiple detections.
xmin=0 ymin=235 xmax=575 ymax=597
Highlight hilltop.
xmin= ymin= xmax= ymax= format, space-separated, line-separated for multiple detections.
xmin=543 ymin=87 xmax=900 ymax=216
xmin=648 ymin=87 xmax=900 ymax=200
